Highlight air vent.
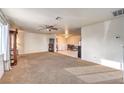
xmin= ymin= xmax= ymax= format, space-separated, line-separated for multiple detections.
xmin=112 ymin=9 xmax=124 ymax=17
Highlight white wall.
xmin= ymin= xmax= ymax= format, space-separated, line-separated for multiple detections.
xmin=81 ymin=17 xmax=124 ymax=70
xmin=17 ymin=31 xmax=56 ymax=54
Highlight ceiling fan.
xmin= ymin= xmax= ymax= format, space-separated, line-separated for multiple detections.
xmin=39 ymin=17 xmax=62 ymax=32
xmin=39 ymin=25 xmax=58 ymax=31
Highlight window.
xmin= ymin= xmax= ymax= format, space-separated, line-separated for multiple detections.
xmin=0 ymin=12 xmax=10 ymax=70
xmin=0 ymin=19 xmax=9 ymax=60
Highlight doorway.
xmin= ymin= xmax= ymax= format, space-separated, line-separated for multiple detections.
xmin=56 ymin=34 xmax=81 ymax=58
xmin=48 ymin=38 xmax=55 ymax=52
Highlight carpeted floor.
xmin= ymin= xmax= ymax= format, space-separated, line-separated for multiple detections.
xmin=0 ymin=52 xmax=123 ymax=84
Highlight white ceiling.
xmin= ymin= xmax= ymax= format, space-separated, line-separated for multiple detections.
xmin=1 ymin=8 xmax=120 ymax=34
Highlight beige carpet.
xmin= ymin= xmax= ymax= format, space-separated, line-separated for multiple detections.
xmin=65 ymin=65 xmax=122 ymax=83
xmin=57 ymin=50 xmax=78 ymax=58
xmin=65 ymin=65 xmax=117 ymax=75
xmin=0 ymin=52 xmax=123 ymax=84
xmin=78 ymin=71 xmax=122 ymax=83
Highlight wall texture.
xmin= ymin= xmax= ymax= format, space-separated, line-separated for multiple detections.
xmin=81 ymin=17 xmax=124 ymax=70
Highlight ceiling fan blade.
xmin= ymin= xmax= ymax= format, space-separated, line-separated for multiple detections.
xmin=39 ymin=26 xmax=46 ymax=29
xmin=52 ymin=28 xmax=58 ymax=30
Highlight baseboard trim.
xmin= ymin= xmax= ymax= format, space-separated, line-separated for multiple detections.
xmin=81 ymin=58 xmax=122 ymax=70
xmin=18 ymin=51 xmax=49 ymax=57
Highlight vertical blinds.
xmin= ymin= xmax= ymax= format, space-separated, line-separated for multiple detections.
xmin=0 ymin=10 xmax=10 ymax=71
xmin=0 ymin=23 xmax=2 ymax=54
xmin=0 ymin=9 xmax=8 ymax=25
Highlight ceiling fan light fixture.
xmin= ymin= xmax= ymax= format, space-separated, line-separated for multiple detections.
xmin=38 ymin=17 xmax=62 ymax=32
xmin=62 ymin=34 xmax=72 ymax=38
xmin=46 ymin=28 xmax=49 ymax=31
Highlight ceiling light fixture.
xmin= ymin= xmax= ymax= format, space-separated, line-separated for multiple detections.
xmin=62 ymin=26 xmax=72 ymax=38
